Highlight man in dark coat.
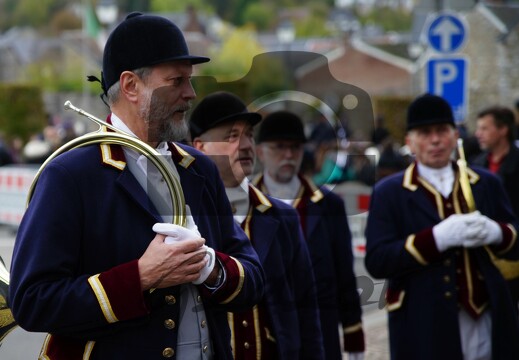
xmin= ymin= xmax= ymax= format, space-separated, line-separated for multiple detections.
xmin=365 ymin=93 xmax=519 ymax=360
xmin=254 ymin=110 xmax=365 ymax=360
xmin=189 ymin=91 xmax=324 ymax=360
xmin=9 ymin=13 xmax=264 ymax=359
xmin=472 ymin=106 xmax=519 ymax=221
xmin=472 ymin=105 xmax=519 ymax=304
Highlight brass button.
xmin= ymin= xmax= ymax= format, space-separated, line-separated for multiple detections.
xmin=244 ymin=342 xmax=250 ymax=349
xmin=203 ymin=345 xmax=208 ymax=353
xmin=201 ymin=320 xmax=207 ymax=328
xmin=165 ymin=295 xmax=176 ymax=305
xmin=456 ymin=268 xmax=462 ymax=274
xmin=242 ymin=320 xmax=248 ymax=327
xmin=197 ymin=295 xmax=202 ymax=303
xmin=446 ymin=203 xmax=452 ymax=208
xmin=164 ymin=319 xmax=176 ymax=330
xmin=444 ymin=259 xmax=451 ymax=266
xmin=162 ymin=347 xmax=175 ymax=358
xmin=444 ymin=291 xmax=452 ymax=299
xmin=443 ymin=275 xmax=450 ymax=283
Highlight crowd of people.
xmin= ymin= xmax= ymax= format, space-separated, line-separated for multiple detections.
xmin=0 ymin=121 xmax=77 ymax=166
xmin=2 ymin=11 xmax=519 ymax=360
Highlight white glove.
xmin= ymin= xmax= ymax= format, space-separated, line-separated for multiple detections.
xmin=152 ymin=210 xmax=215 ymax=285
xmin=462 ymin=214 xmax=502 ymax=248
xmin=154 ymin=206 xmax=201 ymax=243
xmin=348 ymin=352 xmax=364 ymax=360
xmin=433 ymin=212 xmax=483 ymax=252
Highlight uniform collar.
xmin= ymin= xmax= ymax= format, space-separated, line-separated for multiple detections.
xmin=402 ymin=161 xmax=480 ymax=192
xmin=100 ymin=113 xmax=195 ymax=171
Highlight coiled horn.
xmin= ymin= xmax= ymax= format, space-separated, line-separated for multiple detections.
xmin=26 ymin=101 xmax=186 ymax=226
xmin=0 ymin=102 xmax=188 ymax=348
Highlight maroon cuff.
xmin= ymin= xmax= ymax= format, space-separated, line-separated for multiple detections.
xmin=408 ymin=228 xmax=443 ymax=264
xmin=492 ymin=223 xmax=517 ymax=254
xmin=98 ymin=260 xmax=149 ymax=321
xmin=343 ymin=327 xmax=365 ymax=352
xmin=197 ymin=251 xmax=244 ymax=304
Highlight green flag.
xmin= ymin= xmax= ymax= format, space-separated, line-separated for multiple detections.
xmin=85 ymin=1 xmax=101 ymax=39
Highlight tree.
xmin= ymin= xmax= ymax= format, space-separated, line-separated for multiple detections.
xmin=200 ymin=26 xmax=266 ymax=82
xmin=1 ymin=0 xmax=68 ymax=29
xmin=150 ymin=0 xmax=212 ymax=13
xmin=356 ymin=6 xmax=412 ymax=32
xmin=242 ymin=2 xmax=274 ymax=31
xmin=0 ymin=85 xmax=47 ymax=142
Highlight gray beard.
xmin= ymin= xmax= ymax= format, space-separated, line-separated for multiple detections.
xmin=139 ymin=90 xmax=190 ymax=143
xmin=160 ymin=119 xmax=189 ymax=142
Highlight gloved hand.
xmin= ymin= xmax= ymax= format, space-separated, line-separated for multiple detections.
xmin=432 ymin=212 xmax=484 ymax=252
xmin=348 ymin=352 xmax=364 ymax=360
xmin=462 ymin=213 xmax=502 ymax=248
xmin=152 ymin=209 xmax=215 ymax=285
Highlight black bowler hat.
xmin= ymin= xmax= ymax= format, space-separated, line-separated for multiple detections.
xmin=102 ymin=12 xmax=209 ymax=94
xmin=256 ymin=111 xmax=307 ymax=143
xmin=189 ymin=92 xmax=262 ymax=138
xmin=407 ymin=93 xmax=455 ymax=131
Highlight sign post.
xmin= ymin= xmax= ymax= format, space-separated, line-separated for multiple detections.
xmin=425 ymin=12 xmax=469 ymax=123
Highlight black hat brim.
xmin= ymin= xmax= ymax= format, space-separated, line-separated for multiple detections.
xmin=406 ymin=118 xmax=455 ymax=131
xmin=191 ymin=112 xmax=262 ymax=138
xmin=150 ymin=54 xmax=210 ymax=66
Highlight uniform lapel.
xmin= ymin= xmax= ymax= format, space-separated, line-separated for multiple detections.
xmin=402 ymin=163 xmax=445 ymax=221
xmin=402 ymin=162 xmax=481 ymax=220
xmin=168 ymin=143 xmax=204 ymax=221
xmin=248 ymin=185 xmax=277 ymax=264
xmin=299 ymin=176 xmax=324 ymax=238
xmin=100 ymin=143 xmax=162 ymax=221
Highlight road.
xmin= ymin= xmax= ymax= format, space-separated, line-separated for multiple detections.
xmin=0 ymin=225 xmax=390 ymax=359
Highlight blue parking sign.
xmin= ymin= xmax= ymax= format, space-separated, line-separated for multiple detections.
xmin=426 ymin=57 xmax=468 ymax=122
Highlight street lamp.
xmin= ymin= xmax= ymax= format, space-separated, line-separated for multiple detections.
xmin=276 ymin=20 xmax=295 ymax=49
xmin=95 ymin=0 xmax=118 ymax=26
xmin=95 ymin=0 xmax=118 ymax=54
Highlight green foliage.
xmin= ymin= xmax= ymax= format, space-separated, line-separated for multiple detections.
xmin=49 ymin=8 xmax=82 ymax=34
xmin=373 ymin=95 xmax=412 ymax=144
xmin=150 ymin=0 xmax=212 ymax=13
xmin=118 ymin=0 xmax=150 ymax=13
xmin=295 ymin=13 xmax=332 ymax=38
xmin=200 ymin=26 xmax=265 ymax=81
xmin=0 ymin=85 xmax=47 ymax=142
xmin=2 ymin=0 xmax=67 ymax=29
xmin=242 ymin=3 xmax=274 ymax=31
xmin=357 ymin=6 xmax=412 ymax=32
xmin=25 ymin=60 xmax=99 ymax=94
xmin=209 ymin=0 xmax=240 ymax=22
xmin=247 ymin=55 xmax=287 ymax=100
xmin=193 ymin=25 xmax=287 ymax=103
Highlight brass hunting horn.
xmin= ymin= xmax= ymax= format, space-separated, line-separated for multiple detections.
xmin=27 ymin=101 xmax=187 ymax=226
xmin=457 ymin=138 xmax=519 ymax=280
xmin=0 ymin=102 xmax=189 ymax=344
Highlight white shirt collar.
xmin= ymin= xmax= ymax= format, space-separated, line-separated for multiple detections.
xmin=417 ymin=162 xmax=454 ymax=198
xmin=263 ymin=172 xmax=301 ymax=206
xmin=110 ymin=112 xmax=170 ymax=161
xmin=226 ymin=178 xmax=250 ymax=224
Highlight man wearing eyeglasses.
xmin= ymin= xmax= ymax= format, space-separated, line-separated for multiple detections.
xmin=253 ymin=111 xmax=365 ymax=360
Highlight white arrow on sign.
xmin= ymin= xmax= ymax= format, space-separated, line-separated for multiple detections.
xmin=432 ymin=17 xmax=461 ymax=52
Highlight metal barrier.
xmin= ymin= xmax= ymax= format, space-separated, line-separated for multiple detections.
xmin=349 ymin=212 xmax=368 ymax=258
xmin=0 ymin=165 xmax=38 ymax=228
xmin=327 ymin=181 xmax=372 ymax=258
xmin=0 ymin=167 xmax=372 ymax=257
